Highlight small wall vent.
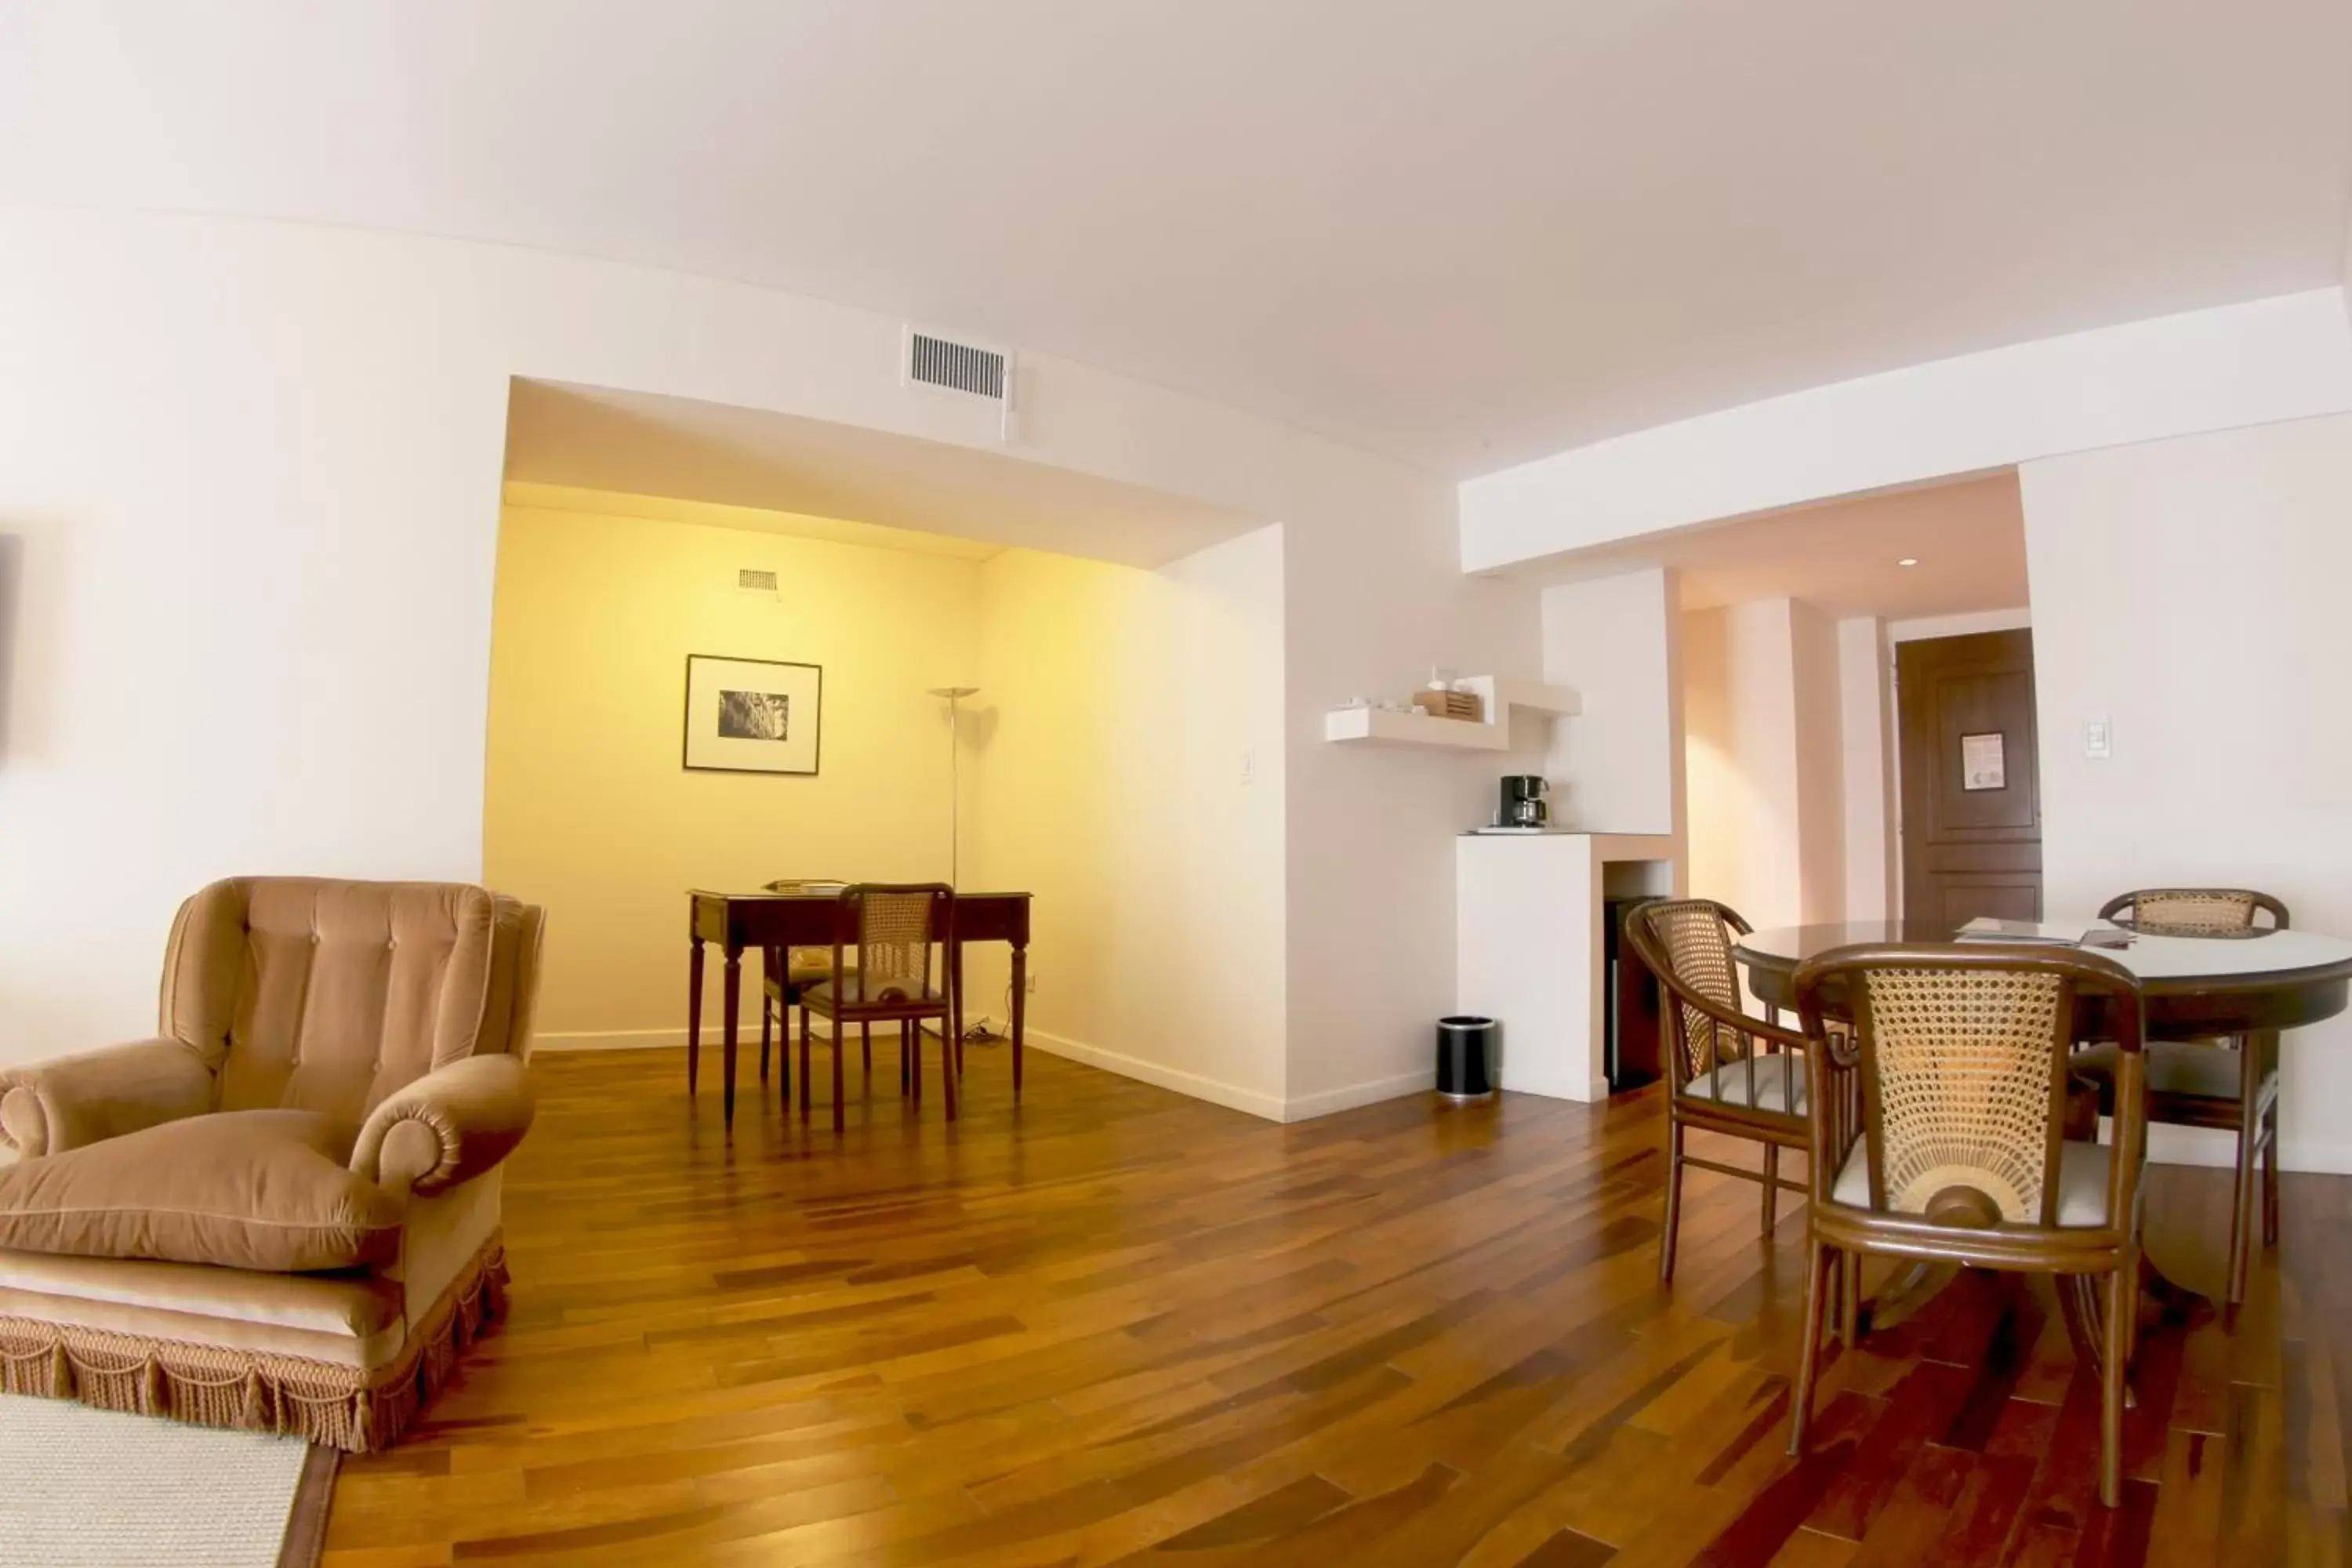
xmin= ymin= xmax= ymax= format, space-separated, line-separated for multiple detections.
xmin=902 ymin=325 xmax=1017 ymax=440
xmin=737 ymin=568 xmax=779 ymax=597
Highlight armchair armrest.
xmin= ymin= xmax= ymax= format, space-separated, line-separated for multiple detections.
xmin=0 ymin=1038 xmax=215 ymax=1160
xmin=351 ymin=1054 xmax=535 ymax=1198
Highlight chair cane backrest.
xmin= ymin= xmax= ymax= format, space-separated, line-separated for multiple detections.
xmin=1625 ymin=899 xmax=1788 ymax=1094
xmin=841 ymin=884 xmax=953 ymax=1003
xmin=761 ymin=880 xmax=858 ymax=976
xmin=1794 ymin=945 xmax=2143 ymax=1229
xmin=2098 ymin=887 xmax=2288 ymax=938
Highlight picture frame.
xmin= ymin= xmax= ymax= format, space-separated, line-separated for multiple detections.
xmin=1959 ymin=730 xmax=2005 ymax=792
xmin=682 ymin=655 xmax=822 ymax=775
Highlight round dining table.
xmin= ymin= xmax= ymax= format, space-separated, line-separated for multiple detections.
xmin=1733 ymin=918 xmax=2352 ymax=1040
xmin=1730 ymin=917 xmax=2352 ymax=1313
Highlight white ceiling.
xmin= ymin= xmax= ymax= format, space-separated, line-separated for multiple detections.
xmin=5 ymin=2 xmax=2350 ymax=476
xmin=503 ymin=380 xmax=1262 ymax=567
xmin=1518 ymin=472 xmax=2030 ymax=620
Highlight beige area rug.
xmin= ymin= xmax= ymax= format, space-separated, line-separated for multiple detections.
xmin=0 ymin=1394 xmax=336 ymax=1567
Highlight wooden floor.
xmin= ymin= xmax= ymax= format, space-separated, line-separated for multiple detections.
xmin=326 ymin=1044 xmax=2350 ymax=1566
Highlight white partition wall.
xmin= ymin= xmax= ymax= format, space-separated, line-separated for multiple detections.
xmin=1539 ymin=568 xmax=1682 ymax=835
xmin=2023 ymin=410 xmax=2352 ymax=1171
xmin=1454 ymin=566 xmax=1684 ymax=1101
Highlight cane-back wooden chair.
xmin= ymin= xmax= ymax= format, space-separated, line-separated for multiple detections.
xmin=757 ymin=880 xmax=866 ymax=1102
xmin=2072 ymin=887 xmax=2287 ymax=1308
xmin=798 ymin=884 xmax=956 ymax=1133
xmin=1623 ymin=899 xmax=1811 ymax=1283
xmin=1790 ymin=944 xmax=2149 ymax=1508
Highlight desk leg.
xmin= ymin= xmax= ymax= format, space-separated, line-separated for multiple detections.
xmin=949 ymin=939 xmax=966 ymax=1075
xmin=1011 ymin=938 xmax=1028 ymax=1101
xmin=687 ymin=935 xmax=705 ymax=1097
xmin=721 ymin=946 xmax=742 ymax=1129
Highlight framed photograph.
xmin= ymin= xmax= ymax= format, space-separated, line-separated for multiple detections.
xmin=682 ymin=655 xmax=822 ymax=775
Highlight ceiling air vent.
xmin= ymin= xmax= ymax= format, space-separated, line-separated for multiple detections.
xmin=902 ymin=325 xmax=1017 ymax=441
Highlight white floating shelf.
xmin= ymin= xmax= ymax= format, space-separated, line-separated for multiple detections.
xmin=1323 ymin=706 xmax=1510 ymax=750
xmin=1323 ymin=675 xmax=1581 ymax=750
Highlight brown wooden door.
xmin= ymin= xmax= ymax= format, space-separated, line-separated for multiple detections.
xmin=1897 ymin=629 xmax=2042 ymax=923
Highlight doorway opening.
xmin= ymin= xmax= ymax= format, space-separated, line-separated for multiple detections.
xmin=1658 ymin=470 xmax=2034 ymax=935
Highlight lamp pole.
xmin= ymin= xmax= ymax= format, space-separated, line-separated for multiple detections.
xmin=927 ymin=687 xmax=978 ymax=887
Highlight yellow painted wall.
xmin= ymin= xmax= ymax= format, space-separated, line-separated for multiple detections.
xmin=484 ymin=496 xmax=981 ymax=1044
xmin=965 ymin=530 xmax=1287 ymax=1114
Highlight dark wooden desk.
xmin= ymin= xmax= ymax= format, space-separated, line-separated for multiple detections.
xmin=688 ymin=888 xmax=1033 ymax=1126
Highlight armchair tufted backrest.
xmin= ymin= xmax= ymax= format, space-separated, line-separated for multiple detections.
xmin=159 ymin=879 xmax=535 ymax=1125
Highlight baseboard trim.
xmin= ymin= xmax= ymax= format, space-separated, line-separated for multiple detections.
xmin=2281 ymin=1139 xmax=2352 ymax=1175
xmin=2106 ymin=1118 xmax=2352 ymax=1175
xmin=543 ymin=1024 xmax=1437 ymax=1127
xmin=1281 ymin=1070 xmax=1434 ymax=1123
xmin=534 ymin=1028 xmax=691 ymax=1053
xmin=535 ymin=1019 xmax=858 ymax=1052
xmin=1022 ymin=1029 xmax=1286 ymax=1122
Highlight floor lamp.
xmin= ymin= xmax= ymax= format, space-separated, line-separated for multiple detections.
xmin=928 ymin=686 xmax=978 ymax=887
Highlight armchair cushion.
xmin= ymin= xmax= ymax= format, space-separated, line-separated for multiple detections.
xmin=0 ymin=1109 xmax=404 ymax=1272
xmin=350 ymin=1054 xmax=534 ymax=1198
xmin=0 ymin=1038 xmax=215 ymax=1161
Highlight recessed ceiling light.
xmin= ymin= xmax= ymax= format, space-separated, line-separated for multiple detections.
xmin=1896 ymin=557 xmax=1920 ymax=567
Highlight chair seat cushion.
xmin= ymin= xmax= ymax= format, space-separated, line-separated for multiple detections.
xmin=1832 ymin=1139 xmax=2112 ymax=1228
xmin=764 ymin=949 xmax=858 ymax=998
xmin=0 ymin=1109 xmax=405 ymax=1273
xmin=1680 ymin=1054 xmax=1806 ymax=1114
xmin=804 ymin=978 xmax=945 ymax=1010
xmin=2072 ymin=1040 xmax=2247 ymax=1100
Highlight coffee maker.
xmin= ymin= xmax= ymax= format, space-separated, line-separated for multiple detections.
xmin=1498 ymin=775 xmax=1549 ymax=829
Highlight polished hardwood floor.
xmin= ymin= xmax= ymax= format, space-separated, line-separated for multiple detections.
xmin=325 ymin=1044 xmax=2347 ymax=1566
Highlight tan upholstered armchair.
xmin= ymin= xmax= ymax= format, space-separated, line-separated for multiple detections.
xmin=0 ymin=878 xmax=543 ymax=1451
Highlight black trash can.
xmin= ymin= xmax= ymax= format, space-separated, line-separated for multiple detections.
xmin=1435 ymin=1015 xmax=1497 ymax=1101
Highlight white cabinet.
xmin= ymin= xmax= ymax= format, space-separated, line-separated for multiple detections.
xmin=1455 ymin=833 xmax=1678 ymax=1101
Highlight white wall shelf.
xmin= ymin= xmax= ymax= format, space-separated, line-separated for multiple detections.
xmin=1323 ymin=675 xmax=1581 ymax=750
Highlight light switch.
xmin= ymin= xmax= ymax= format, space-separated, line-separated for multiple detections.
xmin=2083 ymin=717 xmax=2112 ymax=760
xmin=1240 ymin=747 xmax=1256 ymax=785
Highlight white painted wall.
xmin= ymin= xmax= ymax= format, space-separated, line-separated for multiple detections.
xmin=1682 ymin=597 xmax=1847 ymax=931
xmin=2021 ymin=410 xmax=2352 ymax=1171
xmin=1461 ymin=289 xmax=2352 ymax=572
xmin=1837 ymin=617 xmax=1898 ymax=921
xmin=1789 ymin=600 xmax=1845 ymax=925
xmin=966 ymin=530 xmax=1288 ymax=1117
xmin=1538 ymin=568 xmax=1681 ymax=835
xmin=1887 ymin=608 xmax=2033 ymax=643
xmin=1279 ymin=465 xmax=1545 ymax=1116
xmin=0 ymin=204 xmax=1526 ymax=1112
xmin=1683 ymin=601 xmax=1800 ymax=928
xmin=2343 ymin=216 xmax=2352 ymax=328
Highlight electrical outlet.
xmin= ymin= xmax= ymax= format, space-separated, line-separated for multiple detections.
xmin=1025 ymin=971 xmax=1039 ymax=994
xmin=2083 ymin=717 xmax=2113 ymax=759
